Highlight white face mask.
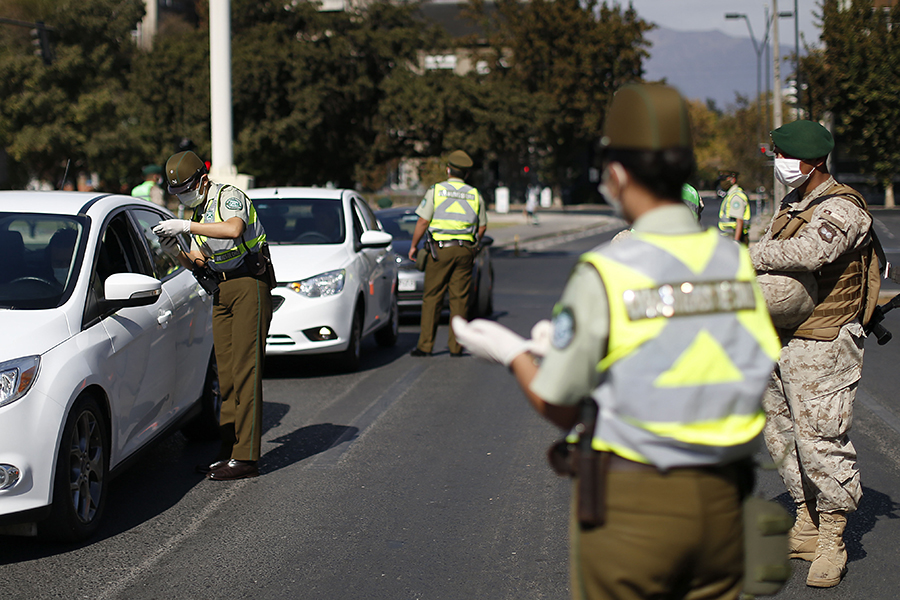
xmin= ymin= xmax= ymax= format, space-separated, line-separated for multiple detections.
xmin=176 ymin=178 xmax=208 ymax=208
xmin=774 ymin=157 xmax=811 ymax=189
xmin=599 ymin=163 xmax=627 ymax=217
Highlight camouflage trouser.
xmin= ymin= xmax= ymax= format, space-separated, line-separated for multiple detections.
xmin=762 ymin=323 xmax=864 ymax=514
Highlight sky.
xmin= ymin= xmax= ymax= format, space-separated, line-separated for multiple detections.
xmin=627 ymin=0 xmax=823 ymax=49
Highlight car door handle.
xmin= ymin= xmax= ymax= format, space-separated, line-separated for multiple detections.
xmin=157 ymin=310 xmax=173 ymax=326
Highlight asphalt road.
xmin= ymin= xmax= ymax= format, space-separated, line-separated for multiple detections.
xmin=4 ymin=214 xmax=900 ymax=599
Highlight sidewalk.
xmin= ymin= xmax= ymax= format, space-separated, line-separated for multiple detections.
xmin=486 ymin=205 xmax=624 ymax=250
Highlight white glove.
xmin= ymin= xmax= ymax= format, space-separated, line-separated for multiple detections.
xmin=159 ymin=236 xmax=181 ymax=258
xmin=451 ymin=316 xmax=532 ymax=367
xmin=529 ymin=319 xmax=553 ymax=357
xmin=153 ymin=219 xmax=191 ymax=237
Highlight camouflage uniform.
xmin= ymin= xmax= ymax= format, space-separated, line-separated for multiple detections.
xmin=751 ymin=176 xmax=872 ymax=513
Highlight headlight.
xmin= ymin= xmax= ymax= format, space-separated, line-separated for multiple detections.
xmin=288 ymin=269 xmax=346 ymax=298
xmin=0 ymin=356 xmax=40 ymax=409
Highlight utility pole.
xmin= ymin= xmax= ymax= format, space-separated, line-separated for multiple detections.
xmin=772 ymin=0 xmax=786 ymax=203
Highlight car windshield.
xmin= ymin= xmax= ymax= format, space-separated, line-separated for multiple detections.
xmin=0 ymin=213 xmax=86 ymax=310
xmin=378 ymin=212 xmax=417 ymax=241
xmin=255 ymin=199 xmax=345 ymax=245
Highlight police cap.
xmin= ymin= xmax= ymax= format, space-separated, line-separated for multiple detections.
xmin=165 ymin=151 xmax=207 ymax=194
xmin=601 ymin=84 xmax=692 ymax=151
xmin=771 ymin=120 xmax=834 ymax=160
xmin=447 ymin=150 xmax=473 ymax=170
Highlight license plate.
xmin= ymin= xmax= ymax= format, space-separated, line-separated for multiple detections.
xmin=399 ymin=279 xmax=415 ymax=292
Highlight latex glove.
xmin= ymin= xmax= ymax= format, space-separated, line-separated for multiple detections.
xmin=451 ymin=316 xmax=531 ymax=367
xmin=529 ymin=319 xmax=553 ymax=357
xmin=153 ymin=219 xmax=191 ymax=237
xmin=159 ymin=236 xmax=181 ymax=258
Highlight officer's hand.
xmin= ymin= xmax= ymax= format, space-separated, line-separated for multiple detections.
xmin=153 ymin=219 xmax=191 ymax=237
xmin=529 ymin=319 xmax=553 ymax=357
xmin=408 ymin=246 xmax=417 ymax=261
xmin=159 ymin=236 xmax=181 ymax=258
xmin=451 ymin=316 xmax=531 ymax=367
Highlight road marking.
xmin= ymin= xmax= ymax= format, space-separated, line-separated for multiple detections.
xmin=857 ymin=386 xmax=900 ymax=436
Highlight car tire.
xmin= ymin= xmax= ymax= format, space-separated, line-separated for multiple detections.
xmin=38 ymin=395 xmax=109 ymax=542
xmin=478 ymin=266 xmax=494 ymax=317
xmin=182 ymin=352 xmax=222 ymax=441
xmin=338 ymin=306 xmax=363 ymax=372
xmin=374 ymin=291 xmax=399 ymax=347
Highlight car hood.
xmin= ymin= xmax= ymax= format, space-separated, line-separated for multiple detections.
xmin=0 ymin=309 xmax=72 ymax=362
xmin=268 ymin=245 xmax=353 ymax=282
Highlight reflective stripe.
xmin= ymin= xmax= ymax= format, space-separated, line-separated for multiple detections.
xmin=718 ymin=187 xmax=751 ymax=234
xmin=192 ymin=184 xmax=267 ymax=272
xmin=581 ymin=228 xmax=779 ymax=469
xmin=429 ymin=181 xmax=480 ymax=241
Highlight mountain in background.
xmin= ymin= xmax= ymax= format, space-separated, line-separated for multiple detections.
xmin=644 ymin=27 xmax=795 ymax=110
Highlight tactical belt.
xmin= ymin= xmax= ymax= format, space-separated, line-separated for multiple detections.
xmin=216 ymin=262 xmax=256 ymax=282
xmin=435 ymin=239 xmax=475 ymax=248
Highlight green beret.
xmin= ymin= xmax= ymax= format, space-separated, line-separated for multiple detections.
xmin=601 ymin=84 xmax=692 ymax=151
xmin=771 ymin=120 xmax=834 ymax=159
xmin=142 ymin=164 xmax=162 ymax=176
xmin=447 ymin=150 xmax=473 ymax=169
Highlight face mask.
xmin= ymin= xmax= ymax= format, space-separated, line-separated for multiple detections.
xmin=774 ymin=157 xmax=811 ymax=188
xmin=53 ymin=267 xmax=68 ymax=283
xmin=176 ymin=178 xmax=208 ymax=208
xmin=599 ymin=163 xmax=626 ymax=217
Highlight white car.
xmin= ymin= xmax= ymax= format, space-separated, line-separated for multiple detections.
xmin=0 ymin=191 xmax=216 ymax=541
xmin=250 ymin=187 xmax=399 ymax=371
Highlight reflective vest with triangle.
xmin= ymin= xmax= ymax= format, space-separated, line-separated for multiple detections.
xmin=576 ymin=228 xmax=780 ymax=469
xmin=428 ymin=180 xmax=481 ymax=242
xmin=191 ymin=184 xmax=267 ymax=272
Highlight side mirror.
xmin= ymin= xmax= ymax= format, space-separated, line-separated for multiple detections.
xmin=360 ymin=230 xmax=393 ymax=249
xmin=102 ymin=273 xmax=162 ymax=309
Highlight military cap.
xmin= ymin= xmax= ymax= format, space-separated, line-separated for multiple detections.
xmin=718 ymin=170 xmax=739 ymax=180
xmin=771 ymin=120 xmax=834 ymax=160
xmin=447 ymin=150 xmax=473 ymax=170
xmin=601 ymin=84 xmax=692 ymax=151
xmin=165 ymin=151 xmax=207 ymax=194
xmin=142 ymin=164 xmax=162 ymax=176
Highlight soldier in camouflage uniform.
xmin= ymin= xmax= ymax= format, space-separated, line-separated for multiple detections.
xmin=751 ymin=120 xmax=875 ymax=588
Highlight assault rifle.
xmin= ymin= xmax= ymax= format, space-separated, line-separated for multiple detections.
xmin=865 ymin=261 xmax=900 ymax=345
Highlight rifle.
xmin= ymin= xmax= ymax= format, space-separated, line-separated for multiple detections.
xmin=865 ymin=261 xmax=900 ymax=345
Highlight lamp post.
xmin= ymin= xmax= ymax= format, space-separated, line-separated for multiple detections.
xmin=725 ymin=12 xmax=766 ymax=143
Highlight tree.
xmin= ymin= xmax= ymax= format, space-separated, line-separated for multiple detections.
xmin=818 ymin=0 xmax=900 ymax=206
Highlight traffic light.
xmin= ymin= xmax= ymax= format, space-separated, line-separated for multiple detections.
xmin=758 ymin=143 xmax=774 ymax=158
xmin=30 ymin=22 xmax=52 ymax=65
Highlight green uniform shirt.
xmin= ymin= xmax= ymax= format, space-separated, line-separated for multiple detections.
xmin=530 ymin=203 xmax=703 ymax=406
xmin=415 ymin=177 xmax=488 ymax=227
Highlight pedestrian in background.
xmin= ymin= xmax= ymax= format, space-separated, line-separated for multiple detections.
xmin=408 ymin=150 xmax=487 ymax=357
xmin=131 ymin=164 xmax=165 ymax=206
xmin=751 ymin=119 xmax=877 ymax=588
xmin=453 ymin=84 xmax=780 ymax=600
xmin=153 ymin=150 xmax=273 ymax=481
xmin=717 ymin=170 xmax=750 ymax=243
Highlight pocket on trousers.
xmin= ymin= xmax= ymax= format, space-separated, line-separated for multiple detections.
xmin=813 ymin=380 xmax=857 ymax=439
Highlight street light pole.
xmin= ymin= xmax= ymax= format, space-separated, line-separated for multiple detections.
xmin=725 ymin=13 xmax=765 ymax=143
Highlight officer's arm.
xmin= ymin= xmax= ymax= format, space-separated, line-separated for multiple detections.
xmin=510 ymin=353 xmax=580 ymax=429
xmin=733 ymin=218 xmax=744 ymax=241
xmin=409 ymin=218 xmax=429 ymax=261
xmin=189 ymin=216 xmax=246 ymax=240
xmin=476 ymin=225 xmax=487 ymax=244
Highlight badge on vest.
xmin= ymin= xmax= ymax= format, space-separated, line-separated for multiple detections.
xmin=818 ymin=222 xmax=837 ymax=243
xmin=225 ymin=197 xmax=244 ymax=211
xmin=552 ymin=308 xmax=576 ymax=349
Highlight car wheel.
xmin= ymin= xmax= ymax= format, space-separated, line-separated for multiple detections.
xmin=182 ymin=352 xmax=222 ymax=441
xmin=338 ymin=306 xmax=363 ymax=372
xmin=38 ymin=395 xmax=109 ymax=542
xmin=375 ymin=291 xmax=399 ymax=347
xmin=478 ymin=266 xmax=494 ymax=317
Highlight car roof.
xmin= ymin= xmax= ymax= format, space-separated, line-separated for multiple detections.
xmin=247 ymin=187 xmax=351 ymax=201
xmin=0 ymin=191 xmax=170 ymax=218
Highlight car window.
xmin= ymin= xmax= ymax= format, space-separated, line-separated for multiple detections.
xmin=130 ymin=208 xmax=183 ymax=280
xmin=255 ymin=199 xmax=345 ymax=244
xmin=378 ymin=212 xmax=416 ymax=240
xmin=0 ymin=213 xmax=86 ymax=310
xmin=353 ymin=197 xmax=380 ymax=231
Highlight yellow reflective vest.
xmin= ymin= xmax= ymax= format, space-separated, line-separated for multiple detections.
xmin=192 ymin=184 xmax=267 ymax=272
xmin=718 ymin=185 xmax=751 ymax=236
xmin=428 ymin=180 xmax=481 ymax=241
xmin=576 ymin=228 xmax=780 ymax=469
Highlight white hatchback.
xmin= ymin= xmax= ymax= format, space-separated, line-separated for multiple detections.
xmin=0 ymin=192 xmax=216 ymax=541
xmin=250 ymin=188 xmax=399 ymax=371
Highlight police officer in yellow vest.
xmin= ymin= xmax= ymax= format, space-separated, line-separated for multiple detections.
xmin=153 ymin=151 xmax=273 ymax=481
xmin=452 ymin=84 xmax=780 ymax=600
xmin=717 ymin=171 xmax=751 ymax=243
xmin=751 ymin=120 xmax=875 ymax=588
xmin=131 ymin=164 xmax=165 ymax=206
xmin=408 ymin=150 xmax=487 ymax=356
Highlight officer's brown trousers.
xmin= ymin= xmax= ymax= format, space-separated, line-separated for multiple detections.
xmin=416 ymin=244 xmax=475 ymax=354
xmin=213 ymin=275 xmax=272 ymax=462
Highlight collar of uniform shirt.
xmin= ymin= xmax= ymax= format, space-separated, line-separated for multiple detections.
xmin=788 ymin=175 xmax=837 ymax=211
xmin=631 ymin=203 xmax=703 ymax=236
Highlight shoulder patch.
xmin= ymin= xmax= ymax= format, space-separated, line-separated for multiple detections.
xmin=551 ymin=307 xmax=576 ymax=350
xmin=818 ymin=222 xmax=838 ymax=243
xmin=224 ymin=197 xmax=244 ymax=211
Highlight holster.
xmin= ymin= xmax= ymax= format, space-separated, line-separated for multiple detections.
xmin=191 ymin=260 xmax=219 ymax=296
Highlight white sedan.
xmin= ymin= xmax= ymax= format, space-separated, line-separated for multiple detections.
xmin=0 ymin=191 xmax=216 ymax=541
xmin=249 ymin=187 xmax=399 ymax=371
